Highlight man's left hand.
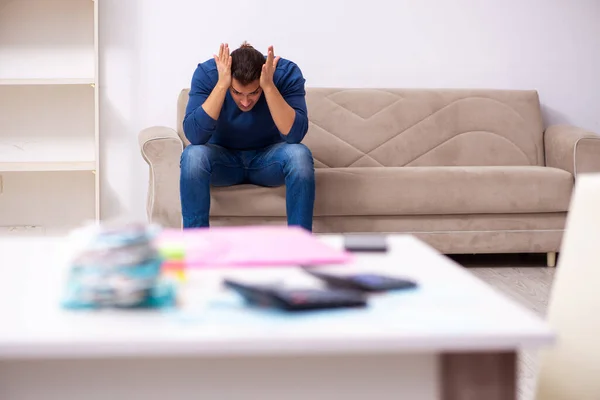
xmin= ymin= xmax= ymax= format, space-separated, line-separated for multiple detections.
xmin=260 ymin=45 xmax=280 ymax=90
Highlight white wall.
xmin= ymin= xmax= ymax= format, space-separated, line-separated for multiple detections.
xmin=99 ymin=0 xmax=600 ymax=221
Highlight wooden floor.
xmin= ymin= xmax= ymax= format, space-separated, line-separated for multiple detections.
xmin=450 ymin=253 xmax=556 ymax=400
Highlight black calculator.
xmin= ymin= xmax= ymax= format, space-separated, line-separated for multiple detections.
xmin=223 ymin=279 xmax=367 ymax=312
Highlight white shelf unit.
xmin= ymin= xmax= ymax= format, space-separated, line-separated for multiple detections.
xmin=0 ymin=0 xmax=99 ymax=235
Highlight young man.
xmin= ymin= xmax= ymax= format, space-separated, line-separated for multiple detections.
xmin=180 ymin=42 xmax=315 ymax=231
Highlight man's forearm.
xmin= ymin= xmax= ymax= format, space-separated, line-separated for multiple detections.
xmin=263 ymin=85 xmax=296 ymax=135
xmin=201 ymin=82 xmax=229 ymax=120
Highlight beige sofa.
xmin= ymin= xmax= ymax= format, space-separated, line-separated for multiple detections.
xmin=139 ymin=88 xmax=600 ymax=263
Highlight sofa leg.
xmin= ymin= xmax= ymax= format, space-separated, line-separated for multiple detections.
xmin=547 ymin=252 xmax=557 ymax=268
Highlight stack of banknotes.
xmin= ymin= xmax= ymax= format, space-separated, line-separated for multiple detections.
xmin=61 ymin=220 xmax=176 ymax=309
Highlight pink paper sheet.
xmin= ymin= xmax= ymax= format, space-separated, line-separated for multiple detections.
xmin=156 ymin=225 xmax=353 ymax=268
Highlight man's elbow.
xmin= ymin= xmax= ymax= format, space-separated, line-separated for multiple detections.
xmin=182 ymin=117 xmax=200 ymax=145
xmin=283 ymin=113 xmax=309 ymax=144
xmin=183 ymin=116 xmax=210 ymax=145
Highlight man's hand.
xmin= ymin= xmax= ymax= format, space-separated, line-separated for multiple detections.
xmin=260 ymin=45 xmax=280 ymax=90
xmin=199 ymin=43 xmax=231 ymax=121
xmin=214 ymin=43 xmax=232 ymax=89
xmin=261 ymin=45 xmax=297 ymax=136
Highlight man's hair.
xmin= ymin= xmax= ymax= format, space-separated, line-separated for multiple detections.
xmin=230 ymin=41 xmax=265 ymax=86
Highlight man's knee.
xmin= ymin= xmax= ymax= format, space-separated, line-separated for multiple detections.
xmin=282 ymin=143 xmax=314 ymax=175
xmin=180 ymin=145 xmax=213 ymax=178
xmin=281 ymin=144 xmax=314 ymax=180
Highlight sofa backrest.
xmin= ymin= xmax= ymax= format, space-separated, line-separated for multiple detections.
xmin=177 ymin=88 xmax=545 ymax=167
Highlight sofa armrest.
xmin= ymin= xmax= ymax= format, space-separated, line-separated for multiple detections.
xmin=544 ymin=124 xmax=600 ymax=177
xmin=138 ymin=126 xmax=184 ymax=229
xmin=138 ymin=126 xmax=183 ymax=158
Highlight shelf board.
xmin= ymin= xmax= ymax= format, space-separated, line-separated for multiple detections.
xmin=0 ymin=161 xmax=95 ymax=172
xmin=0 ymin=78 xmax=95 ymax=86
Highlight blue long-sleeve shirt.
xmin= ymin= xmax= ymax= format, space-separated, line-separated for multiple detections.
xmin=183 ymin=57 xmax=309 ymax=150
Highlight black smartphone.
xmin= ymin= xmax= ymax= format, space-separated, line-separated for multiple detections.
xmin=223 ymin=279 xmax=367 ymax=312
xmin=343 ymin=235 xmax=388 ymax=252
xmin=304 ymin=270 xmax=417 ymax=293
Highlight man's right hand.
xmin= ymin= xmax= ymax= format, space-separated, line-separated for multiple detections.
xmin=200 ymin=43 xmax=232 ymax=121
xmin=214 ymin=43 xmax=232 ymax=89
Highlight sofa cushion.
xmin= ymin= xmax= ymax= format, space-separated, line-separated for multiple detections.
xmin=209 ymin=166 xmax=573 ymax=217
xmin=302 ymin=88 xmax=545 ymax=168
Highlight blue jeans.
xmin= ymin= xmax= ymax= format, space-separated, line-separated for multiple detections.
xmin=180 ymin=142 xmax=316 ymax=231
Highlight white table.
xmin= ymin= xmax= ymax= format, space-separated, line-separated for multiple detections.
xmin=0 ymin=234 xmax=553 ymax=400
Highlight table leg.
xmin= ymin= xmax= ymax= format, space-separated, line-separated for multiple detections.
xmin=441 ymin=351 xmax=516 ymax=400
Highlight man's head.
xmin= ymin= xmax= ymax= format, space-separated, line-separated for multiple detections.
xmin=230 ymin=41 xmax=265 ymax=111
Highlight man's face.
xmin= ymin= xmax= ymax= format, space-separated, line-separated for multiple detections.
xmin=230 ymin=79 xmax=262 ymax=112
